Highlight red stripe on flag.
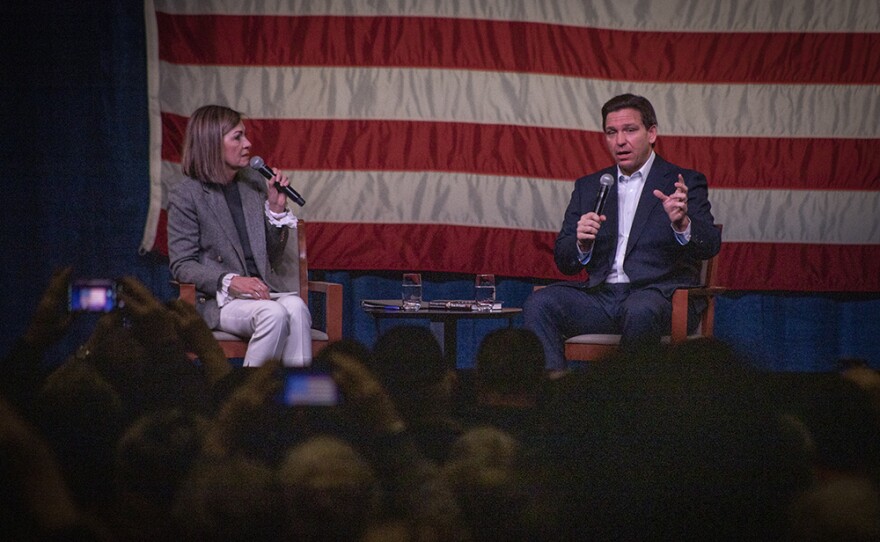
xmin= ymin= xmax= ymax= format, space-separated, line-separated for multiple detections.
xmin=309 ymin=223 xmax=880 ymax=291
xmin=719 ymin=242 xmax=880 ymax=292
xmin=154 ymin=210 xmax=879 ymax=292
xmin=156 ymin=13 xmax=880 ymax=84
xmin=307 ymin=222 xmax=562 ymax=279
xmin=162 ymin=113 xmax=879 ymax=190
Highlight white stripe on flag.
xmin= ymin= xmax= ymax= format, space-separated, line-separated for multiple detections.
xmin=161 ymin=160 xmax=880 ymax=245
xmin=159 ymin=63 xmax=880 ymax=139
xmin=711 ymin=188 xmax=880 ymax=244
xmin=153 ymin=0 xmax=879 ymax=33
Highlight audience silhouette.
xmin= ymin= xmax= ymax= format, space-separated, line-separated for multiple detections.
xmin=2 ymin=268 xmax=878 ymax=540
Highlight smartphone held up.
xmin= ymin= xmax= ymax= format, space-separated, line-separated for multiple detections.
xmin=68 ymin=279 xmax=119 ymax=312
xmin=278 ymin=369 xmax=341 ymax=407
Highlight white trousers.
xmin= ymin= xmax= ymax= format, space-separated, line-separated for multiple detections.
xmin=218 ymin=294 xmax=312 ymax=367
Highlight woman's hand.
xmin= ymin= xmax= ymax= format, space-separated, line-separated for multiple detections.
xmin=229 ymin=276 xmax=271 ymax=300
xmin=266 ymin=169 xmax=292 ymax=214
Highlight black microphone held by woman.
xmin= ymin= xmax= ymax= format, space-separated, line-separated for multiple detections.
xmin=249 ymin=156 xmax=306 ymax=206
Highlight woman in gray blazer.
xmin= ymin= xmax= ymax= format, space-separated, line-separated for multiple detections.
xmin=167 ymin=105 xmax=312 ymax=367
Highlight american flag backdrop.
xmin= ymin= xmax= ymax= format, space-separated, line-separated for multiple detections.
xmin=141 ymin=0 xmax=880 ymax=293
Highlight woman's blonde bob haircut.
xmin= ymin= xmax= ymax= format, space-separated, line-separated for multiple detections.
xmin=181 ymin=105 xmax=243 ymax=184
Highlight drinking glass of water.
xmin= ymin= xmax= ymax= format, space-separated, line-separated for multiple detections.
xmin=402 ymin=273 xmax=422 ymax=311
xmin=474 ymin=274 xmax=496 ymax=311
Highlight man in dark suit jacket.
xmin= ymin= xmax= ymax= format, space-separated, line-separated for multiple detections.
xmin=523 ymin=94 xmax=721 ymax=371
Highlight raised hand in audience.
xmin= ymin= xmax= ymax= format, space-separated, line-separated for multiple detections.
xmin=325 ymin=348 xmax=405 ymax=436
xmin=4 ymin=266 xmax=76 ymax=413
xmin=165 ymin=298 xmax=231 ymax=385
xmin=202 ymin=358 xmax=283 ymax=460
xmin=70 ymin=277 xmax=213 ymax=417
xmin=22 ymin=266 xmax=74 ymax=349
xmin=0 ymin=396 xmax=98 ymax=539
xmin=116 ymin=276 xmax=187 ymax=363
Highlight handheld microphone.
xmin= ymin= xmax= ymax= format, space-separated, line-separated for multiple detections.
xmin=593 ymin=173 xmax=615 ymax=215
xmin=249 ymin=156 xmax=306 ymax=206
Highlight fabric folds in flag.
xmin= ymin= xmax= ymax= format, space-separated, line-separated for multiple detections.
xmin=142 ymin=0 xmax=880 ymax=292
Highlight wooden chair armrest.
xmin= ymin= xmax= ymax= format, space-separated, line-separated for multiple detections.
xmin=670 ymin=286 xmax=726 ymax=343
xmin=174 ymin=281 xmax=197 ymax=305
xmin=308 ymin=280 xmax=343 ymax=342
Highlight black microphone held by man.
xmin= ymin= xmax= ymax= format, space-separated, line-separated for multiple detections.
xmin=593 ymin=173 xmax=615 ymax=215
xmin=249 ymin=156 xmax=306 ymax=206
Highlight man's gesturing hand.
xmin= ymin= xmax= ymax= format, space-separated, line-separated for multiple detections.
xmin=653 ymin=174 xmax=690 ymax=232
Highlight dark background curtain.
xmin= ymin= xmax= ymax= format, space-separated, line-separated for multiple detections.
xmin=1 ymin=1 xmax=877 ymax=370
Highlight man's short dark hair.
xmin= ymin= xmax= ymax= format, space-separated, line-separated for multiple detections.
xmin=602 ymin=94 xmax=658 ymax=131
